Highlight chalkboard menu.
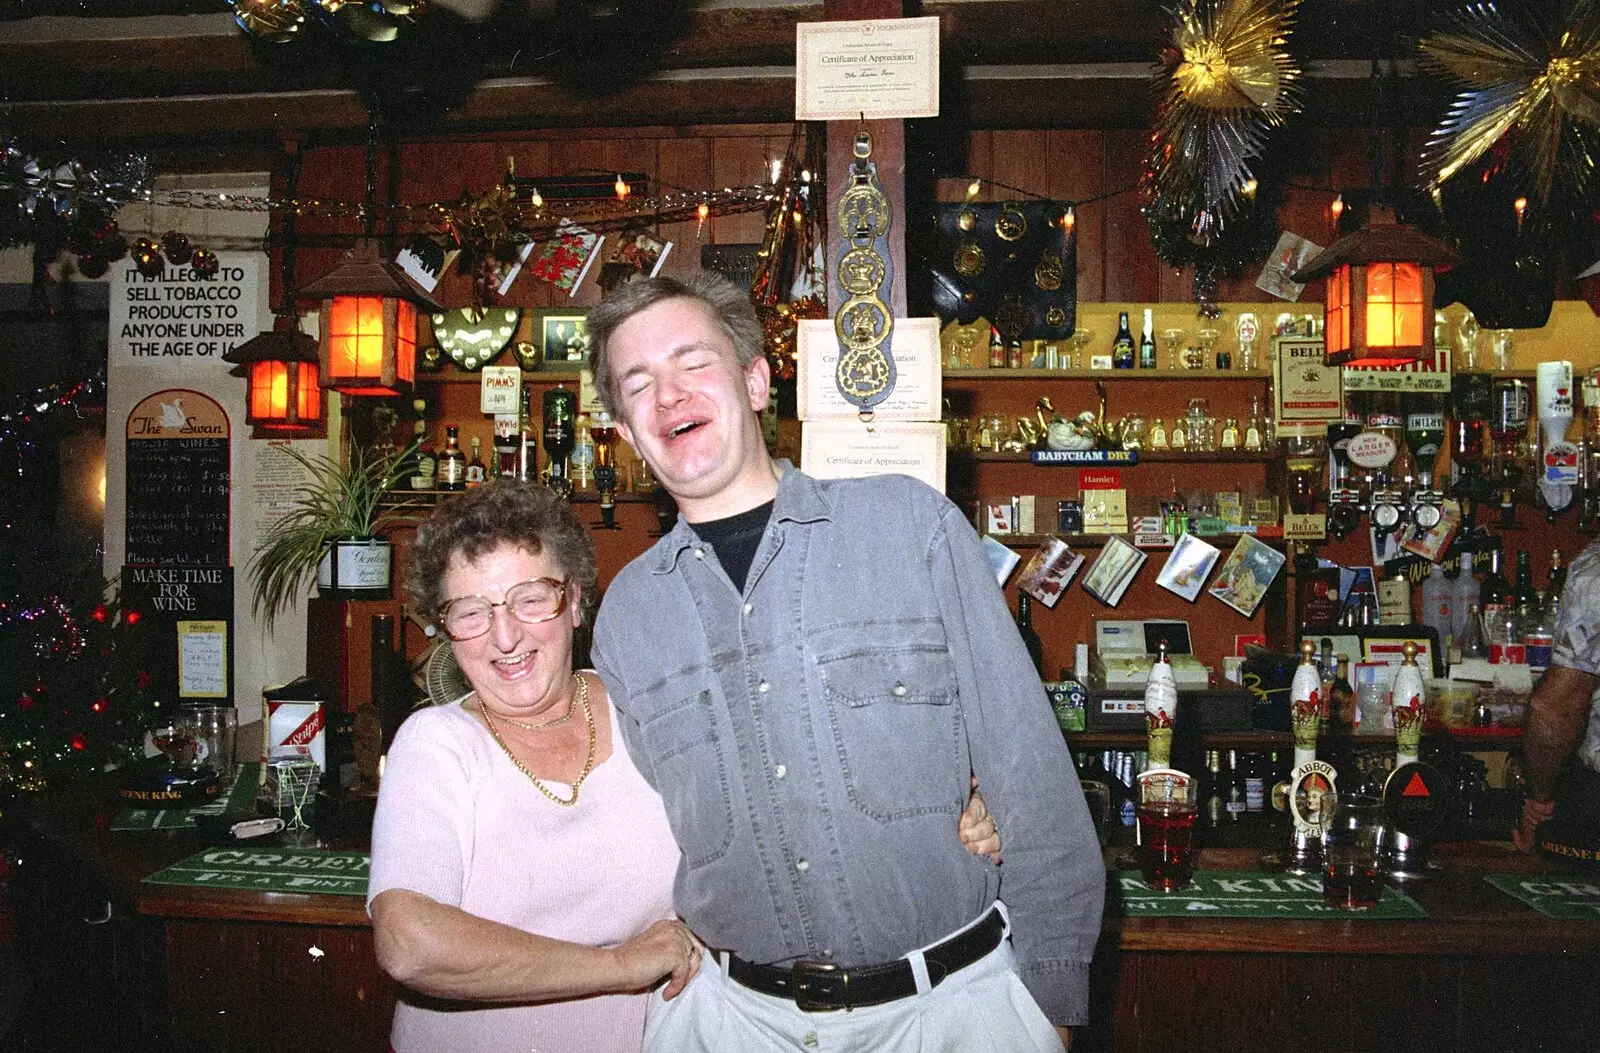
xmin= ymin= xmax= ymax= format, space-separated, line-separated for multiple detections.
xmin=124 ymin=389 xmax=231 ymax=566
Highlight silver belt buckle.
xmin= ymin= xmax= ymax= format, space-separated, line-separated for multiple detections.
xmin=791 ymin=960 xmax=848 ymax=1012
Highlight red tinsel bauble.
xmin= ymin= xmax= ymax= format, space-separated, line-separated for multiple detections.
xmin=131 ymin=238 xmax=164 ymax=278
xmin=126 ymin=610 xmax=142 ymax=626
xmin=162 ymin=231 xmax=194 ymax=267
xmin=70 ymin=734 xmax=86 ymax=752
xmin=91 ymin=604 xmax=108 ymax=623
xmin=91 ymin=697 xmax=108 ymax=713
xmin=190 ymin=248 xmax=220 ymax=279
xmin=75 ymin=253 xmax=110 ymax=280
xmin=135 ymin=670 xmax=152 ymax=689
xmin=17 ymin=694 xmax=34 ymax=711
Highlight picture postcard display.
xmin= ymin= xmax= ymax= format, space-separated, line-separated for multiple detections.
xmin=1080 ymin=536 xmax=1147 ymax=607
xmin=1208 ymin=535 xmax=1288 ymax=617
xmin=1156 ymin=533 xmax=1221 ymax=603
xmin=1017 ymin=536 xmax=1085 ymax=608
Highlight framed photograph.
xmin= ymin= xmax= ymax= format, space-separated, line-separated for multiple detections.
xmin=1156 ymin=533 xmax=1220 ymax=603
xmin=535 ymin=309 xmax=592 ymax=367
xmin=1207 ymin=535 xmax=1288 ymax=617
xmin=1017 ymin=536 xmax=1085 ymax=608
xmin=1080 ymin=536 xmax=1147 ymax=607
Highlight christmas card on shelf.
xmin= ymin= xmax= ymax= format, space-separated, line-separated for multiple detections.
xmin=1081 ymin=536 xmax=1146 ymax=607
xmin=1018 ymin=536 xmax=1085 ymax=608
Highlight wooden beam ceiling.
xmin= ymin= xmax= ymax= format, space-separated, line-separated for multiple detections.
xmin=0 ymin=1 xmax=1450 ymax=158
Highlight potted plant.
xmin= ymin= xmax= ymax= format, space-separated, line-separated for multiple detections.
xmin=248 ymin=439 xmax=419 ymax=627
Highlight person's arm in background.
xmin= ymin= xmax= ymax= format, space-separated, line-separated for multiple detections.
xmin=1514 ymin=664 xmax=1599 ymax=852
xmin=928 ymin=500 xmax=1105 ymax=1034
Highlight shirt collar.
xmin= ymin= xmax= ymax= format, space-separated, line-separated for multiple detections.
xmin=652 ymin=461 xmax=832 ymax=574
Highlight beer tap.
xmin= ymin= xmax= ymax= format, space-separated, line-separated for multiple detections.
xmin=1264 ymin=641 xmax=1336 ymax=875
xmin=1535 ymin=361 xmax=1578 ymax=522
xmin=1581 ymin=367 xmax=1600 ymax=534
xmin=1490 ymin=378 xmax=1531 ymax=528
xmin=1403 ymin=400 xmax=1446 ymax=531
xmin=1450 ymin=373 xmax=1493 ymax=525
xmin=1325 ymin=413 xmax=1365 ymax=539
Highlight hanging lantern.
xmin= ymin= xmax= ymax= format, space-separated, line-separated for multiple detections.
xmin=297 ymin=240 xmax=443 ymax=397
xmin=222 ymin=317 xmax=323 ymax=433
xmin=1291 ymin=208 xmax=1459 ymax=368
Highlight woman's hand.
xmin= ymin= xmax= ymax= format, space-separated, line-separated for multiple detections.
xmin=959 ymin=775 xmax=1002 ymax=864
xmin=614 ymin=919 xmax=704 ymax=999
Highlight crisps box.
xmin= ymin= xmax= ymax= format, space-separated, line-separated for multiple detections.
xmin=268 ymin=700 xmax=325 ymax=771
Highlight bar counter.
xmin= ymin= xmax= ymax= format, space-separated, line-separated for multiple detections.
xmin=12 ymin=784 xmax=1600 ymax=1053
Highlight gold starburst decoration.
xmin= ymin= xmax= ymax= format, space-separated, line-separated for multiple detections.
xmin=1147 ymin=0 xmax=1302 ymax=244
xmin=1419 ymin=0 xmax=1600 ymax=209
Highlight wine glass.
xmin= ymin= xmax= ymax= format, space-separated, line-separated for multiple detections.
xmin=1068 ymin=328 xmax=1094 ymax=370
xmin=1192 ymin=329 xmax=1219 ymax=371
xmin=1160 ymin=328 xmax=1186 ymax=371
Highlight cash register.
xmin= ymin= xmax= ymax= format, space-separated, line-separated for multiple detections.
xmin=1090 ymin=619 xmax=1212 ymax=691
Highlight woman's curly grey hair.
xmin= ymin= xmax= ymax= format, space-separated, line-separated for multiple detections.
xmin=405 ymin=481 xmax=598 ymax=627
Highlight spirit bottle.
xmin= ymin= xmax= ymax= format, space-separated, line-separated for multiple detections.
xmin=571 ymin=413 xmax=596 ymax=493
xmin=438 ymin=426 xmax=467 ymax=491
xmin=465 ymin=436 xmax=487 ymax=488
xmin=542 ymin=385 xmax=577 ymax=499
xmin=592 ymin=410 xmax=619 ymax=529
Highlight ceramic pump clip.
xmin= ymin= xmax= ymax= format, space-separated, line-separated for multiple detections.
xmin=1390 ymin=641 xmax=1426 ymax=766
xmin=1289 ymin=640 xmax=1324 ymax=770
xmin=1144 ymin=641 xmax=1178 ymax=770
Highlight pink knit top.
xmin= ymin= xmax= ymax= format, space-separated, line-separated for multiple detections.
xmin=367 ymin=682 xmax=681 ymax=1053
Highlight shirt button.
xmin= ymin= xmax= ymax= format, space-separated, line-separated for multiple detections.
xmin=821 ymin=949 xmax=834 ymax=959
xmin=758 ymin=680 xmax=770 ymax=693
xmin=743 ymin=603 xmax=753 ymax=615
xmin=694 ymin=548 xmax=705 ymax=559
xmin=775 ymin=764 xmax=787 ymax=779
xmin=796 ymin=859 xmax=810 ymax=873
xmin=892 ymin=682 xmax=908 ymax=696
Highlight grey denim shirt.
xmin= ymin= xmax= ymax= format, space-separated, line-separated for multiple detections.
xmin=593 ymin=465 xmax=1105 ymax=1024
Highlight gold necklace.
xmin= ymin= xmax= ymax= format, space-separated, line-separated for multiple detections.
xmin=478 ymin=673 xmax=595 ymax=807
xmin=499 ymin=676 xmax=579 ymax=731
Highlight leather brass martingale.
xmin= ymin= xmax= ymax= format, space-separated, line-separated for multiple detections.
xmin=833 ymin=130 xmax=896 ymax=410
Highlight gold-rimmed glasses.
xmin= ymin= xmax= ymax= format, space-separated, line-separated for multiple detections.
xmin=439 ymin=577 xmax=569 ymax=641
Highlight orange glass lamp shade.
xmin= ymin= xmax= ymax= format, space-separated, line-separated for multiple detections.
xmin=297 ymin=240 xmax=442 ymax=397
xmin=320 ymin=295 xmax=418 ymax=395
xmin=1292 ymin=218 xmax=1458 ymax=368
xmin=222 ymin=323 xmax=322 ymax=432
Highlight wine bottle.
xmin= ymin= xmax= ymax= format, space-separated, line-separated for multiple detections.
xmin=1548 ymin=548 xmax=1567 ymax=598
xmin=1016 ymin=593 xmax=1044 ymax=677
xmin=1512 ymin=549 xmax=1539 ymax=612
xmin=1138 ymin=308 xmax=1157 ymax=369
xmin=1480 ymin=547 xmax=1511 ymax=617
xmin=1112 ymin=311 xmax=1135 ymax=369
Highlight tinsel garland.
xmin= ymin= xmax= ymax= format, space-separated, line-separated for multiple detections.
xmin=1418 ymin=0 xmax=1600 ymax=222
xmin=1145 ymin=0 xmax=1302 ymax=250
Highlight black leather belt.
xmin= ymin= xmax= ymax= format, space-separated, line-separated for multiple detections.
xmin=723 ymin=907 xmax=1005 ymax=1012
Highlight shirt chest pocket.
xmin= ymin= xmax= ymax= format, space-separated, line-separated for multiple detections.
xmin=818 ymin=646 xmax=964 ymax=822
xmin=630 ymin=684 xmax=735 ymax=870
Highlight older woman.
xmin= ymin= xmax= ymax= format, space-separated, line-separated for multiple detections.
xmin=368 ymin=482 xmax=998 ymax=1053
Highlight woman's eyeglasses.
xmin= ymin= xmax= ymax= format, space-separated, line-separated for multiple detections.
xmin=438 ymin=577 xmax=569 ymax=641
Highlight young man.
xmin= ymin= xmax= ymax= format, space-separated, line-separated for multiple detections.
xmin=586 ymin=273 xmax=1104 ymax=1050
xmin=1514 ymin=536 xmax=1600 ymax=859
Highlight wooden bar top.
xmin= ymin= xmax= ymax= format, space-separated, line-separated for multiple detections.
xmin=24 ymin=782 xmax=1600 ymax=955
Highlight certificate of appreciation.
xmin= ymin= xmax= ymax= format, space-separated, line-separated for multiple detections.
xmin=795 ymin=17 xmax=940 ymax=121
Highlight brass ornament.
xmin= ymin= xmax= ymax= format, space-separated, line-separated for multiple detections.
xmin=995 ymin=202 xmax=1028 ymax=242
xmin=231 ymin=0 xmax=311 ymax=43
xmin=832 ymin=129 xmax=896 ymax=410
xmin=1045 ymin=305 xmax=1068 ymax=328
xmin=1419 ymin=2 xmax=1600 ymax=207
xmin=953 ymin=241 xmax=986 ymax=277
xmin=957 ymin=208 xmax=978 ymax=232
xmin=511 ymin=340 xmax=541 ymax=371
xmin=839 ymin=246 xmax=887 ymax=295
xmin=994 ymin=294 xmax=1029 ymax=343
xmin=1034 ymin=249 xmax=1064 ymax=291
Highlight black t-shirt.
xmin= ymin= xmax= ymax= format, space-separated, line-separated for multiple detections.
xmin=689 ymin=500 xmax=775 ymax=594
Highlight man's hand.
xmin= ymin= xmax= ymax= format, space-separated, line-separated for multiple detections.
xmin=1513 ymin=797 xmax=1556 ymax=853
xmin=1055 ymin=1025 xmax=1073 ymax=1049
xmin=958 ymin=775 xmax=1002 ymax=863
